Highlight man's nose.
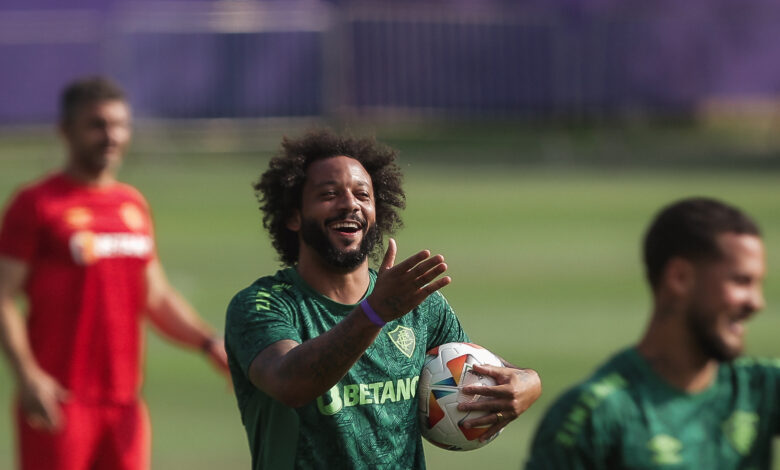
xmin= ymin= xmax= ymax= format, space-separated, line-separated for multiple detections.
xmin=337 ymin=192 xmax=360 ymax=211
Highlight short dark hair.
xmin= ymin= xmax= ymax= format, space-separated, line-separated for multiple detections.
xmin=60 ymin=76 xmax=126 ymax=125
xmin=254 ymin=129 xmax=406 ymax=266
xmin=643 ymin=197 xmax=761 ymax=289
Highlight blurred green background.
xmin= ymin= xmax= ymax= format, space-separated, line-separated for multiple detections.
xmin=1 ymin=122 xmax=778 ymax=469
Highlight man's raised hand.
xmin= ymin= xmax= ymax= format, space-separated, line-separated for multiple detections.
xmin=368 ymin=239 xmax=451 ymax=322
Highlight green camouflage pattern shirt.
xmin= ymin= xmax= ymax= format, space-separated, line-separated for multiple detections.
xmin=225 ymin=267 xmax=467 ymax=470
xmin=526 ymin=348 xmax=780 ymax=470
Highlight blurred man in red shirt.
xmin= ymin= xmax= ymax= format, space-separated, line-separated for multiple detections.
xmin=0 ymin=76 xmax=228 ymax=470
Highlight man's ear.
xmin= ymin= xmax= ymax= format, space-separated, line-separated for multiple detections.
xmin=663 ymin=257 xmax=695 ymax=296
xmin=286 ymin=210 xmax=301 ymax=232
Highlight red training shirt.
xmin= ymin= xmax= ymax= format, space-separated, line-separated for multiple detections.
xmin=0 ymin=172 xmax=156 ymax=404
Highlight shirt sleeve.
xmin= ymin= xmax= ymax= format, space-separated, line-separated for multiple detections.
xmin=225 ymin=283 xmax=303 ymax=377
xmin=525 ymin=386 xmax=618 ymax=470
xmin=773 ymin=362 xmax=780 ymax=435
xmin=138 ymin=194 xmax=158 ymax=263
xmin=0 ymin=189 xmax=39 ymax=262
xmin=755 ymin=358 xmax=780 ymax=436
xmin=424 ymin=291 xmax=468 ymax=349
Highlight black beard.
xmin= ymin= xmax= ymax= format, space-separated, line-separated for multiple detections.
xmin=300 ymin=216 xmax=381 ymax=270
xmin=686 ymin=307 xmax=740 ymax=362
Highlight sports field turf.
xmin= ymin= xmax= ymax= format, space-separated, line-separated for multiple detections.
xmin=0 ymin=124 xmax=778 ymax=469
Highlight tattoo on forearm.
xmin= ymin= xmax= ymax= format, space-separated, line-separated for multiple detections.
xmin=294 ymin=314 xmax=373 ymax=383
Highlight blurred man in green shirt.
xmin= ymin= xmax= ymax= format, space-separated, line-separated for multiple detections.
xmin=526 ymin=197 xmax=775 ymax=469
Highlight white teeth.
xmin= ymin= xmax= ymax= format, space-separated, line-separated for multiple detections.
xmin=331 ymin=222 xmax=360 ymax=229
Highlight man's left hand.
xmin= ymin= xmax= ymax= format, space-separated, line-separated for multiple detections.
xmin=457 ymin=364 xmax=542 ymax=441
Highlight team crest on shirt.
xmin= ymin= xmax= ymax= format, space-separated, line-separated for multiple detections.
xmin=63 ymin=207 xmax=93 ymax=229
xmin=723 ymin=411 xmax=758 ymax=455
xmin=120 ymin=203 xmax=146 ymax=231
xmin=647 ymin=434 xmax=682 ymax=465
xmin=387 ymin=325 xmax=415 ymax=358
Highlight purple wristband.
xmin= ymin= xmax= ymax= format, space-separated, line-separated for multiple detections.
xmin=360 ymin=299 xmax=386 ymax=327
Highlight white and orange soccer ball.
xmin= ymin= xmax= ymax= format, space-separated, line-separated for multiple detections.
xmin=417 ymin=342 xmax=504 ymax=451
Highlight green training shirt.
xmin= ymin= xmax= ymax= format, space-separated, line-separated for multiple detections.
xmin=526 ymin=348 xmax=780 ymax=470
xmin=225 ymin=267 xmax=467 ymax=470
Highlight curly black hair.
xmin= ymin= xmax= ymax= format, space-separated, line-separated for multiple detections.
xmin=254 ymin=129 xmax=406 ymax=266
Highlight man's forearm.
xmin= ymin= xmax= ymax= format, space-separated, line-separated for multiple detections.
xmin=250 ymin=305 xmax=382 ymax=408
xmin=146 ymin=289 xmax=214 ymax=349
xmin=0 ymin=299 xmax=39 ymax=384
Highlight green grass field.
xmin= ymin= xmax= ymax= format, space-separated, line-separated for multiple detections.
xmin=0 ymin=124 xmax=778 ymax=469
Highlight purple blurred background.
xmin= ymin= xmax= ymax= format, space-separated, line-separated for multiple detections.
xmin=1 ymin=0 xmax=778 ymax=124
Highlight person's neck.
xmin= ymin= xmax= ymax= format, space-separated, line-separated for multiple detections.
xmin=63 ymin=164 xmax=116 ymax=187
xmin=295 ymin=253 xmax=370 ymax=305
xmin=636 ymin=310 xmax=718 ymax=393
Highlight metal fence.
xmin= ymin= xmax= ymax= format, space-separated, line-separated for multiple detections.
xmin=1 ymin=0 xmax=779 ymax=124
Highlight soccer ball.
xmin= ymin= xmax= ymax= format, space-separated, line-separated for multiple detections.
xmin=417 ymin=342 xmax=504 ymax=451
